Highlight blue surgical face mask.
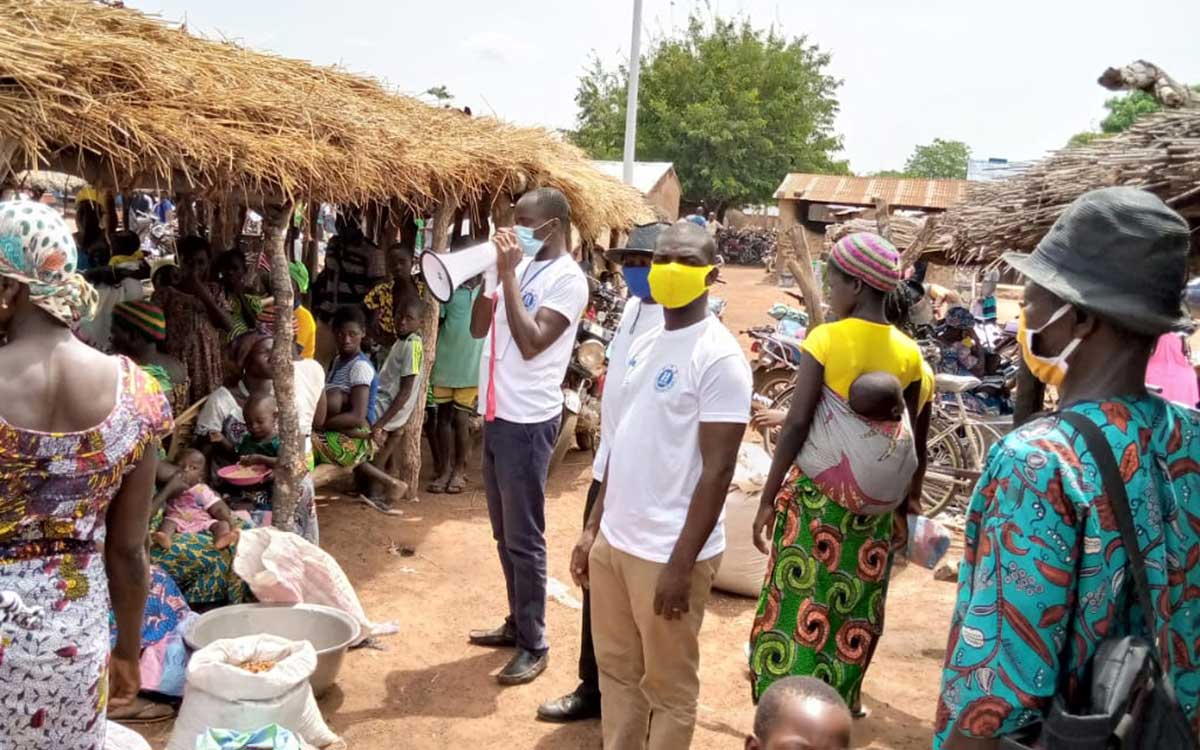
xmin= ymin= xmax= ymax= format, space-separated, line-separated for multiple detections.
xmin=622 ymin=264 xmax=653 ymax=301
xmin=514 ymin=222 xmax=552 ymax=257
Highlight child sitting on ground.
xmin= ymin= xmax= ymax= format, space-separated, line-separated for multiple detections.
xmin=847 ymin=371 xmax=906 ymax=422
xmin=152 ymin=449 xmax=238 ymax=550
xmin=746 ymin=676 xmax=851 ymax=750
xmin=366 ymin=296 xmax=425 ymax=511
xmin=237 ymin=393 xmax=281 ymax=470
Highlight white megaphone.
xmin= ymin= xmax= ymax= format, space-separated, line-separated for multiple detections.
xmin=420 ymin=241 xmax=498 ymax=303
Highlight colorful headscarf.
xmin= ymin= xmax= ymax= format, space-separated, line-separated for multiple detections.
xmin=288 ymin=261 xmax=310 ymax=294
xmin=829 ymin=232 xmax=901 ymax=292
xmin=0 ymin=201 xmax=97 ymax=326
xmin=113 ymin=300 xmax=167 ymax=342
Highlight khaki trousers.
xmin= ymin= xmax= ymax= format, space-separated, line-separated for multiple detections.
xmin=589 ymin=532 xmax=721 ymax=750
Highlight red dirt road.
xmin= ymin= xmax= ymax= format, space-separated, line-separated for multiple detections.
xmin=137 ymin=266 xmax=958 ymax=749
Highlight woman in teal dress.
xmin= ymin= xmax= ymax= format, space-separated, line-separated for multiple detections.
xmin=935 ymin=188 xmax=1200 ymax=748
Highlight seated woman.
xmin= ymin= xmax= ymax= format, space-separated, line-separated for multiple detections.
xmin=313 ymin=305 xmax=405 ymax=503
xmin=110 ymin=299 xmax=190 ymax=415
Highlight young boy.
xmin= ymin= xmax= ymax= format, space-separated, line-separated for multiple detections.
xmin=367 ymin=296 xmax=425 ymax=509
xmin=238 ymin=393 xmax=281 ymax=467
xmin=746 ymin=677 xmax=852 ymax=750
xmin=847 ymin=371 xmax=906 ymax=423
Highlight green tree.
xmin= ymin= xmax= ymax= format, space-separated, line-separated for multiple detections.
xmin=1099 ymin=90 xmax=1163 ymax=133
xmin=424 ymin=85 xmax=454 ymax=104
xmin=570 ymin=14 xmax=847 ymax=210
xmin=901 ymin=138 xmax=970 ymax=179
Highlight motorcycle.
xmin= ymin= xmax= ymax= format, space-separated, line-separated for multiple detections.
xmin=552 ymin=290 xmax=618 ymax=471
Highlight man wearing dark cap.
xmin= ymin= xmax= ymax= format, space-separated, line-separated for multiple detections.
xmin=536 ymin=223 xmax=667 ymax=723
xmin=935 ymin=187 xmax=1200 ymax=749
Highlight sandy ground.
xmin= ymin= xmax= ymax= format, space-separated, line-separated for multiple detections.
xmin=135 ymin=266 xmax=959 ymax=749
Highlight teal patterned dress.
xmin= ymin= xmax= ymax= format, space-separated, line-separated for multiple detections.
xmin=935 ymin=397 xmax=1200 ymax=747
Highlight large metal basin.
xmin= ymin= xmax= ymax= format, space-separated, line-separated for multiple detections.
xmin=184 ymin=602 xmax=360 ymax=697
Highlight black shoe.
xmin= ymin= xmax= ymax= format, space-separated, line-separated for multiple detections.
xmin=497 ymin=649 xmax=549 ymax=686
xmin=537 ymin=688 xmax=601 ymax=722
xmin=468 ymin=622 xmax=516 ymax=648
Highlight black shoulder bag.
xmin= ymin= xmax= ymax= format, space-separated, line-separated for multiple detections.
xmin=1002 ymin=411 xmax=1197 ymax=749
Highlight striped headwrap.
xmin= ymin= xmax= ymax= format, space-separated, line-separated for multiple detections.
xmin=113 ymin=299 xmax=167 ymax=342
xmin=829 ymin=232 xmax=901 ymax=292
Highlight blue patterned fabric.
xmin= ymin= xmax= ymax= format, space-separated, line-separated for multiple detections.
xmin=935 ymin=396 xmax=1200 ymax=746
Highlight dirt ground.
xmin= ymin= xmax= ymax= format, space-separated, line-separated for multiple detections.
xmin=136 ymin=266 xmax=959 ymax=749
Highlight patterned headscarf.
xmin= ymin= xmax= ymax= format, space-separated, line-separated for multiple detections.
xmin=113 ymin=300 xmax=167 ymax=342
xmin=0 ymin=201 xmax=97 ymax=326
xmin=829 ymin=232 xmax=901 ymax=292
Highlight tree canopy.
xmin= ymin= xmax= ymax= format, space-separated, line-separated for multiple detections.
xmin=901 ymin=138 xmax=970 ymax=179
xmin=1067 ymin=86 xmax=1198 ymax=147
xmin=570 ymin=14 xmax=847 ymax=210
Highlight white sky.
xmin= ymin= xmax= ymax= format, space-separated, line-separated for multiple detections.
xmin=130 ymin=0 xmax=1200 ymax=175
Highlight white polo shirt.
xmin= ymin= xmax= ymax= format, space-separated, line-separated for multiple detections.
xmin=601 ymin=315 xmax=753 ymax=563
xmin=591 ymin=296 xmax=664 ymax=481
xmin=478 ymin=255 xmax=589 ymax=424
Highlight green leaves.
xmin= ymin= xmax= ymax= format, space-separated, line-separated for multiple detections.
xmin=902 ymin=138 xmax=971 ymax=180
xmin=569 ymin=13 xmax=846 ymax=208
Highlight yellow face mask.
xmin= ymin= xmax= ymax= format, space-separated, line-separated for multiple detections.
xmin=1018 ymin=305 xmax=1082 ymax=387
xmin=647 ymin=262 xmax=714 ymax=309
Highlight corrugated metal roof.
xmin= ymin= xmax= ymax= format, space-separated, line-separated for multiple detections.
xmin=592 ymin=161 xmax=676 ymax=196
xmin=773 ymin=173 xmax=969 ymax=210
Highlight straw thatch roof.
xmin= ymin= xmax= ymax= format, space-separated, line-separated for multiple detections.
xmin=0 ymin=0 xmax=650 ymax=239
xmin=829 ymin=110 xmax=1200 ymax=265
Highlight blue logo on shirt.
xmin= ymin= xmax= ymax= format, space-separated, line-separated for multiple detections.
xmin=654 ymin=365 xmax=678 ymax=392
xmin=522 ymin=291 xmax=537 ymax=311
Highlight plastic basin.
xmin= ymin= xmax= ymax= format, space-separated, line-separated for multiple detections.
xmin=184 ymin=603 xmax=360 ymax=697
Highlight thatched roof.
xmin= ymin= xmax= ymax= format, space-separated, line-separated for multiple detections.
xmin=0 ymin=0 xmax=650 ymax=239
xmin=827 ymin=110 xmax=1200 ymax=265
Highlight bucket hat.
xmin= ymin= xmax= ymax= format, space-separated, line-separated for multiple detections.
xmin=605 ymin=222 xmax=671 ymax=265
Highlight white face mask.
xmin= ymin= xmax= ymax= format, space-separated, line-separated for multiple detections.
xmin=1019 ymin=303 xmax=1083 ymax=387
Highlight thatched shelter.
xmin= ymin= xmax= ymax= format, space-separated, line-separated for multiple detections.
xmin=0 ymin=0 xmax=649 ymax=239
xmin=828 ymin=111 xmax=1200 ymax=268
xmin=0 ymin=0 xmax=650 ymax=529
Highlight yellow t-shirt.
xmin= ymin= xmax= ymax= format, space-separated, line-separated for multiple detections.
xmin=295 ymin=305 xmax=317 ymax=360
xmin=800 ymin=318 xmax=924 ymax=399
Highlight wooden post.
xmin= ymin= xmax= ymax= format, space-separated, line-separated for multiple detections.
xmin=304 ymin=199 xmax=319 ymax=307
xmin=263 ymin=201 xmax=304 ymax=531
xmin=786 ymin=225 xmax=826 ymax=327
xmin=177 ymin=194 xmax=195 ymax=236
xmin=395 ymin=200 xmax=455 ymax=498
xmin=873 ymin=197 xmax=892 ymax=243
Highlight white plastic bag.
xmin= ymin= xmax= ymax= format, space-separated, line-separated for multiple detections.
xmin=168 ymin=635 xmax=337 ymax=750
xmin=713 ymin=486 xmax=770 ymax=597
xmin=105 ymin=721 xmax=151 ymax=750
xmin=233 ymin=527 xmax=397 ymax=641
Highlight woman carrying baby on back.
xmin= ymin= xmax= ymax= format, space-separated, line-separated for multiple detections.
xmin=747 ymin=232 xmax=931 ymax=719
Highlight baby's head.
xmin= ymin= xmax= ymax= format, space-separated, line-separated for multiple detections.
xmin=848 ymin=371 xmax=905 ymax=423
xmin=178 ymin=449 xmax=207 ymax=487
xmin=243 ymin=394 xmax=278 ymax=441
xmin=747 ymin=677 xmax=852 ymax=750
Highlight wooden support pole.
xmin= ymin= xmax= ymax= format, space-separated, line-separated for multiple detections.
xmin=263 ymin=201 xmax=303 ymax=532
xmin=873 ymin=196 xmax=892 ymax=243
xmin=177 ymin=194 xmax=195 ymax=237
xmin=304 ymin=199 xmax=319 ymax=308
xmin=786 ymin=225 xmax=826 ymax=328
xmin=396 ymin=199 xmax=456 ymax=498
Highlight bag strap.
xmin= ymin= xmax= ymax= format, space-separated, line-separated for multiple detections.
xmin=1057 ymin=410 xmax=1159 ymax=645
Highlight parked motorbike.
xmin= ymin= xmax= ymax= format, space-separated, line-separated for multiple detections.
xmin=552 ymin=288 xmax=618 ymax=470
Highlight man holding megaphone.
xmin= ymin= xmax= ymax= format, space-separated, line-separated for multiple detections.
xmin=466 ymin=187 xmax=590 ymax=686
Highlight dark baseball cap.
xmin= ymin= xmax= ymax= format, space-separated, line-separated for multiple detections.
xmin=1004 ymin=186 xmax=1192 ymax=336
xmin=605 ymin=222 xmax=670 ymax=265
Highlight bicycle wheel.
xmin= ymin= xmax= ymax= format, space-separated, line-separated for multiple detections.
xmin=921 ymin=414 xmax=968 ymax=517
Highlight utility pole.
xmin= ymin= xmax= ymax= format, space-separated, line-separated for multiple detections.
xmin=622 ymin=0 xmax=643 ymax=186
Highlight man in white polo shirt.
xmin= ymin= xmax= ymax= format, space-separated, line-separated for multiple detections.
xmin=571 ymin=221 xmax=752 ymax=749
xmin=467 ymin=187 xmax=589 ymax=686
xmin=537 ymin=222 xmax=668 ymax=724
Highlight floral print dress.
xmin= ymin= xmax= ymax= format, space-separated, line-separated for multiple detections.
xmin=935 ymin=397 xmax=1200 ymax=746
xmin=0 ymin=358 xmax=172 ymax=750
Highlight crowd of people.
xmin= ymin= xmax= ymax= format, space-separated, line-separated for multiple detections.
xmin=0 ymin=183 xmax=1197 ymax=750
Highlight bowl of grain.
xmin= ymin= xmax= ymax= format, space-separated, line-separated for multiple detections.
xmin=186 ymin=602 xmax=360 ymax=697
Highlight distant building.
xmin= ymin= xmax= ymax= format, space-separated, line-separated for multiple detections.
xmin=967 ymin=157 xmax=1035 ymax=182
xmin=591 ymin=161 xmax=681 ymax=221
